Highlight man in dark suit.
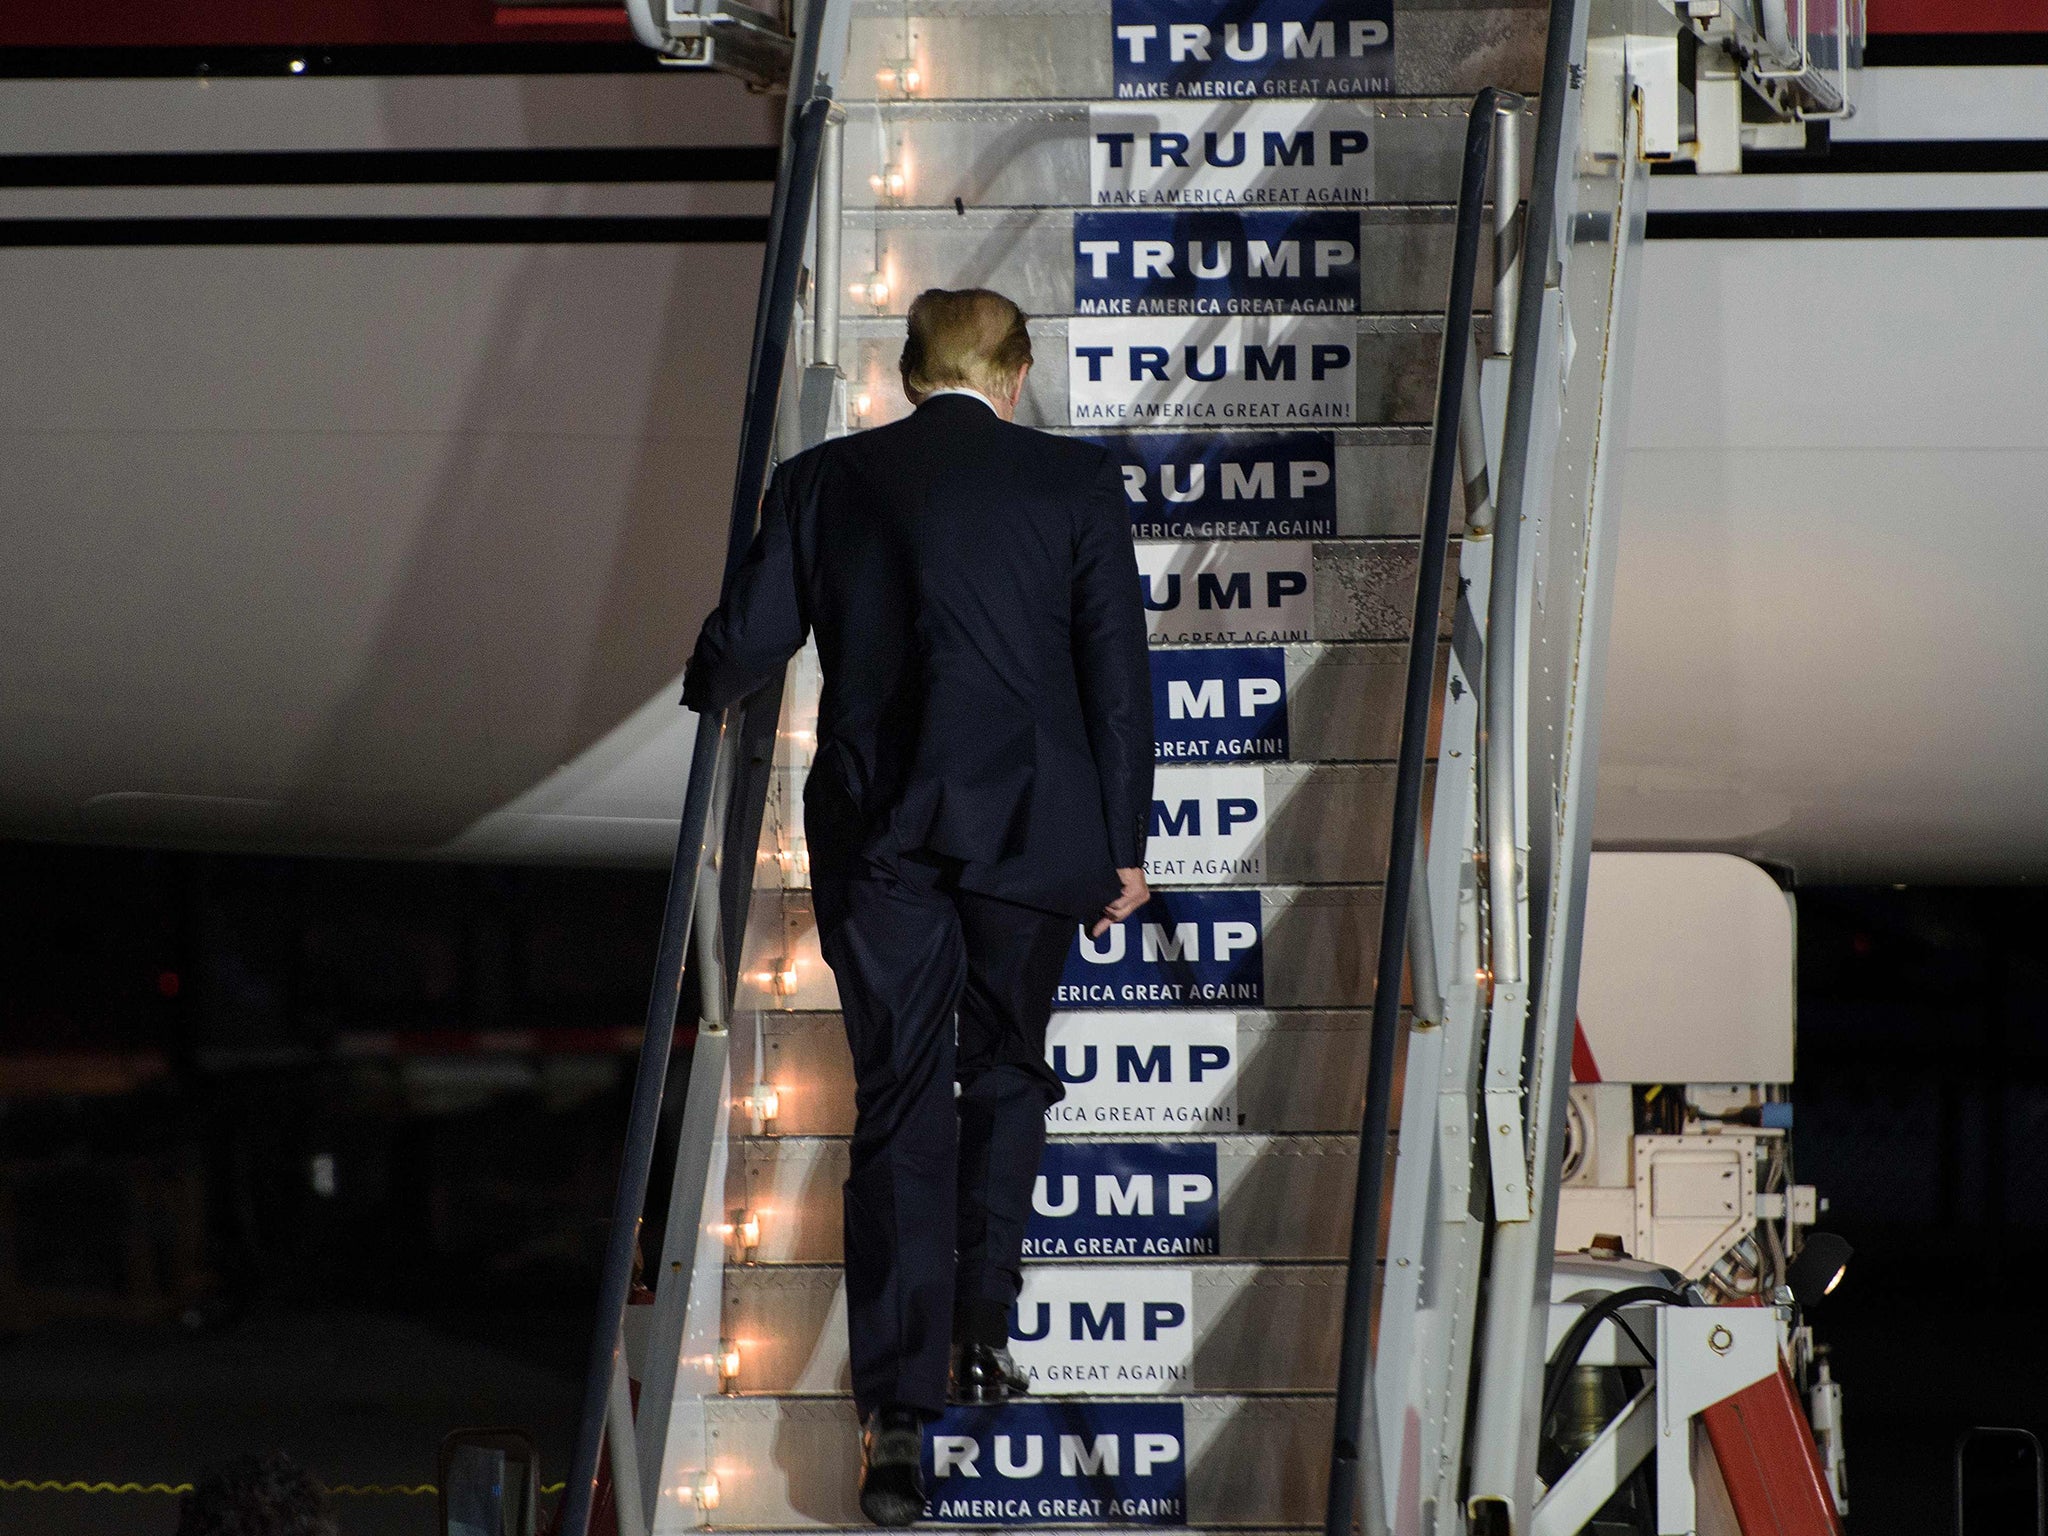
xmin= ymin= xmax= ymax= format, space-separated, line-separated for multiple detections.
xmin=682 ymin=288 xmax=1154 ymax=1526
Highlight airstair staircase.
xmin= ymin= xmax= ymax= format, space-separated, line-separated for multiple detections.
xmin=551 ymin=0 xmax=1862 ymax=1533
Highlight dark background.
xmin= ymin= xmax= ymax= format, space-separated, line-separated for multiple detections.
xmin=1792 ymin=886 xmax=2048 ymax=1534
xmin=0 ymin=839 xmax=2040 ymax=1532
xmin=0 ymin=840 xmax=668 ymax=1535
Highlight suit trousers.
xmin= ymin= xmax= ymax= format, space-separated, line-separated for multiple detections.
xmin=816 ymin=849 xmax=1073 ymax=1420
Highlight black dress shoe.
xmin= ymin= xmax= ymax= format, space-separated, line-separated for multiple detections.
xmin=860 ymin=1405 xmax=926 ymax=1527
xmin=951 ymin=1341 xmax=1031 ymax=1404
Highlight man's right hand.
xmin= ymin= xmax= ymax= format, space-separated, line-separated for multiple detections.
xmin=1092 ymin=867 xmax=1150 ymax=937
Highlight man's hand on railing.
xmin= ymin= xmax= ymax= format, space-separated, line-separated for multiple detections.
xmin=1092 ymin=867 xmax=1150 ymax=937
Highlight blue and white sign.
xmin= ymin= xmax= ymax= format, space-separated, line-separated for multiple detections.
xmin=1139 ymin=540 xmax=1313 ymax=644
xmin=1095 ymin=431 xmax=1337 ymax=539
xmin=1026 ymin=1142 xmax=1221 ymax=1257
xmin=1149 ymin=765 xmax=1266 ymax=883
xmin=1112 ymin=0 xmax=1394 ymax=99
xmin=1075 ymin=210 xmax=1361 ymax=315
xmin=1046 ymin=1011 xmax=1239 ymax=1132
xmin=1071 ymin=316 xmax=1355 ymax=426
xmin=1058 ymin=890 xmax=1263 ymax=1007
xmin=1091 ymin=101 xmax=1375 ymax=206
xmin=923 ymin=1400 xmax=1187 ymax=1525
xmin=1010 ymin=1267 xmax=1195 ymax=1394
xmin=1153 ymin=646 xmax=1288 ymax=762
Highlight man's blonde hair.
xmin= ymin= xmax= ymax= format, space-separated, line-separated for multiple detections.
xmin=899 ymin=288 xmax=1033 ymax=402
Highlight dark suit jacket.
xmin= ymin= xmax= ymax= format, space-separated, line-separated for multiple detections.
xmin=681 ymin=393 xmax=1153 ymax=920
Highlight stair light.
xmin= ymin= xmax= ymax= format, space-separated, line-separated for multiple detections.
xmin=849 ymin=270 xmax=891 ymax=309
xmin=693 ymin=1473 xmax=721 ymax=1511
xmin=868 ymin=161 xmax=909 ymax=200
xmin=876 ymin=58 xmax=923 ymax=95
xmin=718 ymin=1339 xmax=742 ymax=1390
xmin=771 ymin=957 xmax=800 ymax=995
xmin=741 ymin=1081 xmax=778 ymax=1130
xmin=720 ymin=1207 xmax=762 ymax=1260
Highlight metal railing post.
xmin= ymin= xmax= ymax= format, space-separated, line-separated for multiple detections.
xmin=1459 ymin=333 xmax=1494 ymax=534
xmin=1406 ymin=838 xmax=1444 ymax=1027
xmin=1483 ymin=68 xmax=1551 ymax=999
xmin=606 ymin=1352 xmax=649 ymax=1536
xmin=559 ymin=17 xmax=842 ymax=1528
xmin=1322 ymin=87 xmax=1523 ymax=1536
xmin=1482 ymin=88 xmax=1529 ymax=996
xmin=1492 ymin=101 xmax=1522 ymax=355
xmin=558 ymin=713 xmax=729 ymax=1536
xmin=693 ymin=769 xmax=732 ymax=1035
xmin=1465 ymin=0 xmax=1600 ymax=1514
xmin=813 ymin=109 xmax=844 ymax=371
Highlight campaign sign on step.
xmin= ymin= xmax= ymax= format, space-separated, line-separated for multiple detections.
xmin=1148 ymin=765 xmax=1266 ymax=884
xmin=1026 ymin=1141 xmax=1221 ymax=1257
xmin=1069 ymin=315 xmax=1356 ymax=426
xmin=922 ymin=1400 xmax=1187 ymax=1526
xmin=1153 ymin=646 xmax=1288 ymax=762
xmin=1091 ymin=101 xmax=1375 ymax=206
xmin=1074 ymin=209 xmax=1362 ymax=315
xmin=1111 ymin=0 xmax=1394 ymax=99
xmin=1058 ymin=889 xmax=1263 ymax=1007
xmin=1093 ymin=430 xmax=1337 ymax=539
xmin=1139 ymin=539 xmax=1313 ymax=644
xmin=1008 ymin=1266 xmax=1195 ymax=1394
xmin=1045 ymin=1010 xmax=1239 ymax=1133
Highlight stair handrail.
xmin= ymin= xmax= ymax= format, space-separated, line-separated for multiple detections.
xmin=1323 ymin=85 xmax=1527 ymax=1536
xmin=556 ymin=16 xmax=844 ymax=1534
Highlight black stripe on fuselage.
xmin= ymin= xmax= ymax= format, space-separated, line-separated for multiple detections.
xmin=0 ymin=214 xmax=770 ymax=245
xmin=0 ymin=43 xmax=665 ymax=78
xmin=1653 ymin=139 xmax=2048 ymax=178
xmin=0 ymin=145 xmax=779 ymax=188
xmin=1647 ymin=207 xmax=2048 ymax=239
xmin=1864 ymin=34 xmax=2048 ymax=68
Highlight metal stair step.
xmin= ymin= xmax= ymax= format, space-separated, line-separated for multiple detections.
xmin=756 ymin=540 xmax=1453 ymax=684
xmin=773 ymin=762 xmax=1401 ymax=885
xmin=1148 ymin=638 xmax=1451 ymax=763
xmin=1263 ymin=640 xmax=1444 ymax=761
xmin=1077 ymin=426 xmax=1436 ymax=539
xmin=780 ymin=641 xmax=1433 ymax=766
xmin=762 ymin=760 xmax=1434 ymax=888
xmin=699 ymin=1393 xmax=1335 ymax=1528
xmin=739 ymin=884 xmax=1387 ymax=1014
xmin=844 ymin=1 xmax=1542 ymax=103
xmin=841 ymin=97 xmax=1514 ymax=210
xmin=731 ymin=1133 xmax=1361 ymax=1263
xmin=1162 ymin=762 xmax=1401 ymax=883
xmin=750 ymin=1007 xmax=1380 ymax=1136
xmin=725 ymin=1261 xmax=1343 ymax=1395
xmin=843 ymin=312 xmax=1472 ymax=428
xmin=840 ymin=206 xmax=1490 ymax=316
